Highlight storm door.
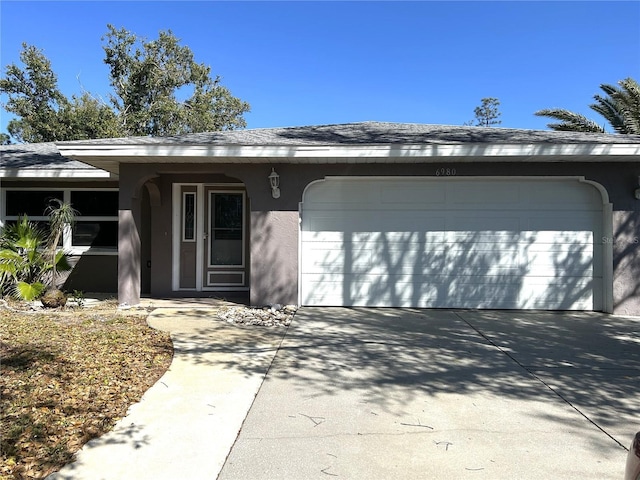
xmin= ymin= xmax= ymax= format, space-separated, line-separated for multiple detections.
xmin=203 ymin=189 xmax=247 ymax=289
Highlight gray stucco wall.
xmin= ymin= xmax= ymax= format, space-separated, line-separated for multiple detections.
xmin=612 ymin=210 xmax=640 ymax=315
xmin=115 ymin=161 xmax=639 ymax=314
xmin=250 ymin=211 xmax=299 ymax=306
xmin=63 ymin=255 xmax=118 ymax=293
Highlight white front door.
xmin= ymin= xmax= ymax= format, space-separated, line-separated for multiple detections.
xmin=173 ymin=184 xmax=248 ymax=292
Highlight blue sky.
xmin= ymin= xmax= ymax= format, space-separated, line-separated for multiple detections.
xmin=1 ymin=1 xmax=639 ymax=137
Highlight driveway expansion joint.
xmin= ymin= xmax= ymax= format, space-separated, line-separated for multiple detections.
xmin=454 ymin=311 xmax=630 ymax=452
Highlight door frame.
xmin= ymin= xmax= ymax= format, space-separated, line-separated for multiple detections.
xmin=172 ymin=183 xmax=249 ymax=292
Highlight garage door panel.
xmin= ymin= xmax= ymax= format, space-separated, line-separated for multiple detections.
xmin=524 ymin=247 xmax=593 ymax=276
xmin=450 ymin=182 xmax=521 ymax=205
xmin=440 ymin=230 xmax=522 ymax=243
xmin=301 ymin=178 xmax=604 ymax=310
xmin=525 ymin=182 xmax=602 ymax=207
xmin=373 ymin=214 xmax=446 ymax=231
xmin=304 ymin=274 xmax=527 ymax=308
xmin=445 ymin=216 xmax=523 ymax=231
xmin=303 ymin=285 xmax=344 ymax=306
xmin=304 ymin=181 xmax=377 ymax=205
xmin=303 ymin=241 xmax=530 ymax=276
xmin=304 ymin=212 xmax=379 ymax=232
xmin=523 ymin=230 xmax=594 ymax=243
xmin=380 ymin=183 xmax=446 ymax=204
xmin=308 ymin=211 xmax=448 ymax=232
xmin=527 ymin=214 xmax=600 ymax=232
xmin=302 ymin=246 xmax=346 ymax=271
xmin=302 ymin=273 xmax=595 ymax=309
xmin=523 ymin=277 xmax=594 ymax=310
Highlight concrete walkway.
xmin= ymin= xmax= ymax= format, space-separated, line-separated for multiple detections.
xmin=47 ymin=307 xmax=287 ymax=480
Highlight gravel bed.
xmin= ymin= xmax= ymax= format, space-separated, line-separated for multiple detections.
xmin=217 ymin=305 xmax=298 ymax=327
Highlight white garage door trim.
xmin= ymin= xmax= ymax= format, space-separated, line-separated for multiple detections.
xmin=299 ymin=176 xmax=612 ymax=311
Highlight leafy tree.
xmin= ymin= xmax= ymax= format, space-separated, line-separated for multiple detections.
xmin=534 ymin=77 xmax=640 ymax=134
xmin=0 ymin=133 xmax=10 ymax=145
xmin=102 ymin=24 xmax=250 ymax=136
xmin=0 ymin=44 xmax=121 ymax=142
xmin=474 ymin=97 xmax=502 ymax=127
xmin=0 ymin=44 xmax=68 ymax=142
xmin=59 ymin=92 xmax=122 ymax=140
xmin=464 ymin=98 xmax=502 ymax=127
xmin=1 ymin=27 xmax=250 ymax=142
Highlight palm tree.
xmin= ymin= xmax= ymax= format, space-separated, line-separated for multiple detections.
xmin=0 ymin=200 xmax=76 ymax=305
xmin=535 ymin=77 xmax=640 ymax=134
xmin=44 ymin=199 xmax=77 ymax=285
xmin=40 ymin=199 xmax=77 ymax=307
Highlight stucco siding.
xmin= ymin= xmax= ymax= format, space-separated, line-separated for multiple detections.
xmin=612 ymin=210 xmax=640 ymax=315
xmin=250 ymin=210 xmax=299 ymax=306
xmin=63 ymin=255 xmax=118 ymax=293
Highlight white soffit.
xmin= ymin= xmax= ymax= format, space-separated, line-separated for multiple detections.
xmin=0 ymin=167 xmax=116 ymax=179
xmin=57 ymin=142 xmax=640 ymax=159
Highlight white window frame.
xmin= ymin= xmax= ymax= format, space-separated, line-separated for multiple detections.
xmin=1 ymin=187 xmax=119 ymax=256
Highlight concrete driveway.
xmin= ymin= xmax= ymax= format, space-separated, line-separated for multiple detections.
xmin=219 ymin=307 xmax=640 ymax=480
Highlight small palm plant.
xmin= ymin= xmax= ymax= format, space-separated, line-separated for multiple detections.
xmin=0 ymin=217 xmax=51 ymax=300
xmin=0 ymin=200 xmax=76 ymax=306
xmin=41 ymin=199 xmax=77 ymax=307
xmin=45 ymin=200 xmax=76 ymax=276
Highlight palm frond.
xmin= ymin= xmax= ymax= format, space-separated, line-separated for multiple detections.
xmin=611 ymin=77 xmax=640 ymax=134
xmin=590 ymin=94 xmax=626 ymax=133
xmin=534 ymin=108 xmax=605 ymax=133
xmin=53 ymin=250 xmax=73 ymax=272
xmin=534 ymin=77 xmax=640 ymax=134
xmin=15 ymin=281 xmax=46 ymax=301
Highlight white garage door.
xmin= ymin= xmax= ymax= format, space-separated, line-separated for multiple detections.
xmin=300 ymin=177 xmax=604 ymax=310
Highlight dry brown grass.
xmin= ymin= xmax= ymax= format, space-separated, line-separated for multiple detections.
xmin=0 ymin=302 xmax=173 ymax=479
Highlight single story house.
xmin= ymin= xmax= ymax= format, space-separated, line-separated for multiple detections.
xmin=1 ymin=122 xmax=639 ymax=315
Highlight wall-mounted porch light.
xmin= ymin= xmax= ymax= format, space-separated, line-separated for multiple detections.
xmin=269 ymin=168 xmax=281 ymax=199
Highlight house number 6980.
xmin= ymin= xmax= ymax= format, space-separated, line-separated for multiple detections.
xmin=435 ymin=168 xmax=456 ymax=176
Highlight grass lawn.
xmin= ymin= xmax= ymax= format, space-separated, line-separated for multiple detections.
xmin=0 ymin=301 xmax=173 ymax=479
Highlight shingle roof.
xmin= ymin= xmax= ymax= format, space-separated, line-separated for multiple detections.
xmin=0 ymin=142 xmax=116 ymax=179
xmin=57 ymin=121 xmax=640 ymax=146
xmin=0 ymin=142 xmax=91 ymax=169
xmin=2 ymin=122 xmax=639 ymax=175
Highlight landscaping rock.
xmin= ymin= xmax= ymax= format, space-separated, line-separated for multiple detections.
xmin=217 ymin=305 xmax=297 ymax=327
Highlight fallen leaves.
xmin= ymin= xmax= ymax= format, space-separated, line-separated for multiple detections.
xmin=0 ymin=306 xmax=173 ymax=479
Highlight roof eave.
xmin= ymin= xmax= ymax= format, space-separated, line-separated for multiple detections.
xmin=0 ymin=167 xmax=118 ymax=180
xmin=56 ymin=142 xmax=640 ymax=158
xmin=56 ymin=142 xmax=640 ymax=176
